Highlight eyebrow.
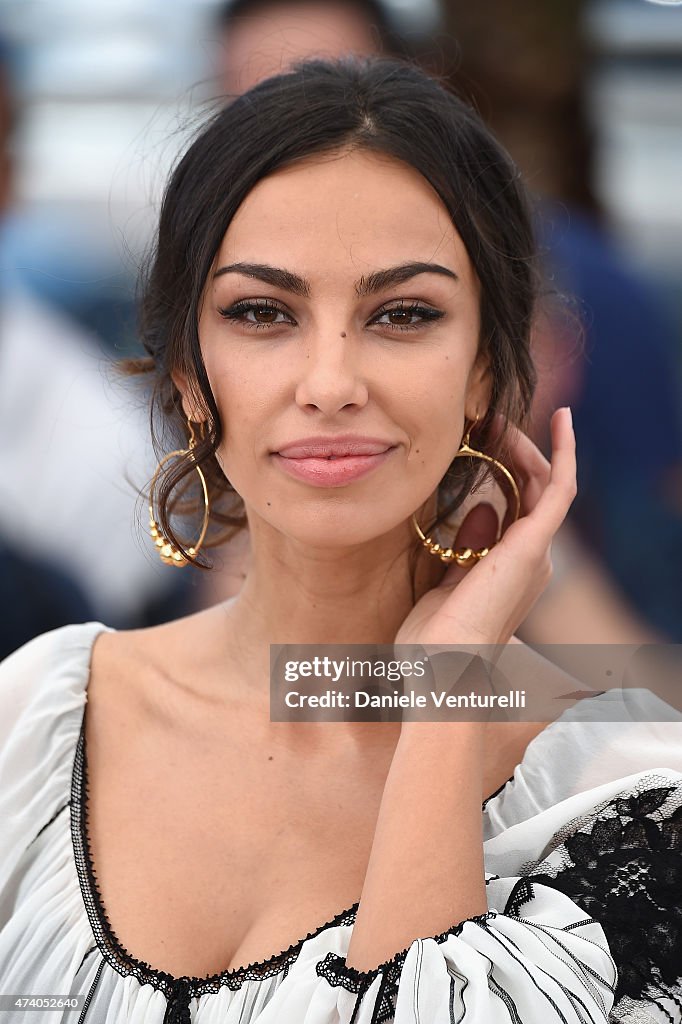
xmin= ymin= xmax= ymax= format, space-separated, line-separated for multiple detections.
xmin=355 ymin=262 xmax=458 ymax=296
xmin=213 ymin=262 xmax=311 ymax=296
xmin=212 ymin=260 xmax=459 ymax=297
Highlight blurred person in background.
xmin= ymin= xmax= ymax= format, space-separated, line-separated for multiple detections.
xmin=179 ymin=0 xmax=662 ymax=646
xmin=214 ymin=0 xmax=400 ymax=95
xmin=0 ymin=35 xmax=191 ymax=652
xmin=0 ymin=21 xmax=138 ymax=355
xmin=0 ymin=34 xmax=95 ymax=658
xmin=442 ymin=0 xmax=682 ymax=640
xmin=0 ymin=535 xmax=94 ymax=661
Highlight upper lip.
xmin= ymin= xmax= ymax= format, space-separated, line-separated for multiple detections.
xmin=274 ymin=435 xmax=396 ymax=458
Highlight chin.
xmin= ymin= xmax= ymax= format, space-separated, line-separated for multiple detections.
xmin=266 ymin=508 xmax=409 ymax=552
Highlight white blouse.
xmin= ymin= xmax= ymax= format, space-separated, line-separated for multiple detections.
xmin=1 ymin=622 xmax=681 ymax=1024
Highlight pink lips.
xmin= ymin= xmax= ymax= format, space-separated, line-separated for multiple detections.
xmin=272 ymin=435 xmax=397 ymax=487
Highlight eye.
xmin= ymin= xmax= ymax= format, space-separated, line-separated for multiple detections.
xmin=217 ymin=299 xmax=296 ymax=329
xmin=370 ymin=301 xmax=445 ymax=332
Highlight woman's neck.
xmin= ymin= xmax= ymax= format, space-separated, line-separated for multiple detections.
xmin=194 ymin=521 xmax=443 ymax=717
xmin=234 ymin=534 xmax=444 ymax=644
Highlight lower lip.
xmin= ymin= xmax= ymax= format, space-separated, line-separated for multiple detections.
xmin=271 ymin=448 xmax=396 ymax=486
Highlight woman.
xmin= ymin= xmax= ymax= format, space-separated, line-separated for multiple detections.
xmin=0 ymin=57 xmax=680 ymax=1024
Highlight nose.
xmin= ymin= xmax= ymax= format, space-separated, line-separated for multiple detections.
xmin=294 ymin=327 xmax=369 ymax=415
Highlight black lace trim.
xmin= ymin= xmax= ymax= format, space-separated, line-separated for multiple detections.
xmin=69 ymin=713 xmax=359 ymax=1001
xmin=316 ymin=910 xmax=497 ymax=993
xmin=77 ymin=957 xmax=106 ymax=1024
xmin=506 ymin=775 xmax=682 ymax=1011
xmin=69 ymin=708 xmax=512 ymax=1006
xmin=503 ymin=877 xmax=534 ymax=917
xmin=316 ymin=911 xmax=497 ymax=1023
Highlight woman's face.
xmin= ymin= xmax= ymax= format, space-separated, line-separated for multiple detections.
xmin=186 ymin=148 xmax=491 ymax=550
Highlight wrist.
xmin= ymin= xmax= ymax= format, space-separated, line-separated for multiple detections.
xmin=398 ymin=718 xmax=487 ymax=746
xmin=395 ymin=721 xmax=486 ymax=801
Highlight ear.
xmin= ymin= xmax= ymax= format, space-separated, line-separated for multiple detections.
xmin=171 ymin=369 xmax=205 ymax=423
xmin=465 ymin=351 xmax=493 ymax=423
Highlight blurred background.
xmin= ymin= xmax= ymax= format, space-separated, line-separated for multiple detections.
xmin=1 ymin=0 xmax=681 ymax=657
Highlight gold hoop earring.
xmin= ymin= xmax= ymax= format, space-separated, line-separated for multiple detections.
xmin=148 ymin=418 xmax=210 ymax=566
xmin=412 ymin=417 xmax=521 ymax=567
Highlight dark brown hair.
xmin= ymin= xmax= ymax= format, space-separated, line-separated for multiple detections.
xmin=119 ymin=56 xmax=538 ymax=571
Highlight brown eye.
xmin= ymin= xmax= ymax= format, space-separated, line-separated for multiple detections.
xmin=386 ymin=309 xmax=413 ymax=325
xmin=218 ymin=300 xmax=295 ymax=329
xmin=370 ymin=303 xmax=445 ymax=332
xmin=252 ymin=306 xmax=279 ymax=323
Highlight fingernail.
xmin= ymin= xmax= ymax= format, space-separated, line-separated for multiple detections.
xmin=565 ymin=406 xmax=573 ymax=427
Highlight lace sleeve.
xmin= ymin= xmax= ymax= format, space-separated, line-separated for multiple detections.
xmin=259 ymin=773 xmax=682 ymax=1024
xmin=514 ymin=772 xmax=682 ymax=1024
xmin=247 ymin=773 xmax=680 ymax=1023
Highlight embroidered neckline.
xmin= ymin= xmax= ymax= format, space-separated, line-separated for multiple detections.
xmin=68 ymin=654 xmax=514 ymax=1000
xmin=70 ymin=712 xmax=363 ymax=998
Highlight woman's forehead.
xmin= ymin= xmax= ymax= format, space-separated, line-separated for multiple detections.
xmin=211 ymin=149 xmax=474 ymax=286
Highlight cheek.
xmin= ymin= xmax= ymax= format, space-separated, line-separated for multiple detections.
xmin=208 ymin=372 xmax=277 ymax=488
xmin=404 ymin=354 xmax=468 ymax=426
xmin=200 ymin=340 xmax=252 ymax=430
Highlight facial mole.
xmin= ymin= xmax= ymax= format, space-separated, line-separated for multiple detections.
xmin=340 ymin=332 xmax=347 ymax=338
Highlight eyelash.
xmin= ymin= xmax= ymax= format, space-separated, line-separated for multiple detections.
xmin=217 ymin=299 xmax=445 ymax=333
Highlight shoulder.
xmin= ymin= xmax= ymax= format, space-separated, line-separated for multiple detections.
xmin=0 ymin=623 xmax=116 ymax=779
xmin=0 ymin=622 xmax=111 ymax=741
xmin=83 ymin=605 xmax=230 ymax=732
xmin=484 ymin=687 xmax=682 ymax=844
xmin=0 ymin=622 xmax=112 ymax=862
xmin=0 ymin=620 xmax=110 ymax=678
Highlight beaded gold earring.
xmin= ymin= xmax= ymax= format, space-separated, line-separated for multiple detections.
xmin=148 ymin=418 xmax=210 ymax=566
xmin=412 ymin=417 xmax=521 ymax=567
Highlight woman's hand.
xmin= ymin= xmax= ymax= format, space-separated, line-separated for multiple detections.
xmin=396 ymin=407 xmax=576 ymax=650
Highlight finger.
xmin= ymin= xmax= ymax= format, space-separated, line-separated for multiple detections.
xmin=525 ymin=407 xmax=577 ymax=535
xmin=503 ymin=421 xmax=551 ymax=496
xmin=487 ymin=414 xmax=551 ymax=527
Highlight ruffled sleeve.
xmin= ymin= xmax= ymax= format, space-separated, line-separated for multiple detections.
xmin=307 ymin=875 xmax=616 ymax=1024
xmin=250 ymin=771 xmax=682 ymax=1024
xmin=0 ymin=622 xmax=109 ymax=891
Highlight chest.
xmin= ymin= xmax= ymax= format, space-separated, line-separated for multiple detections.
xmin=81 ymin=679 xmax=391 ymax=979
xmin=79 ymin=654 xmax=541 ymax=981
